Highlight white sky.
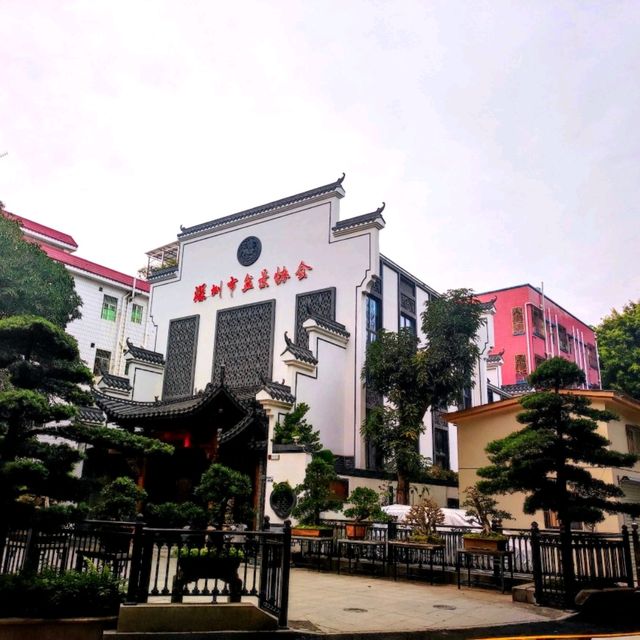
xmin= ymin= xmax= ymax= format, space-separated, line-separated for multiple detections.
xmin=1 ymin=0 xmax=638 ymax=326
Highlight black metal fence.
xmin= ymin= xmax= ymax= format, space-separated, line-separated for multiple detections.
xmin=1 ymin=518 xmax=292 ymax=627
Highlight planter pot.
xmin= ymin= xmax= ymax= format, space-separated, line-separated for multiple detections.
xmin=463 ymin=536 xmax=508 ymax=552
xmin=291 ymin=527 xmax=333 ymax=538
xmin=345 ymin=524 xmax=369 ymax=540
xmin=0 ymin=616 xmax=115 ymax=640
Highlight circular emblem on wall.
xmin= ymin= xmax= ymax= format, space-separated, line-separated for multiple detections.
xmin=237 ymin=236 xmax=262 ymax=266
xmin=269 ymin=482 xmax=297 ymax=519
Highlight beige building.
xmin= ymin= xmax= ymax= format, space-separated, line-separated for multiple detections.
xmin=449 ymin=390 xmax=640 ymax=532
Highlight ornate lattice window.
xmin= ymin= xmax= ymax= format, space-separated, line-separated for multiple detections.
xmin=558 ymin=325 xmax=569 ymax=352
xmin=213 ymin=300 xmax=275 ymax=388
xmin=626 ymin=425 xmax=640 ymax=454
xmin=162 ymin=315 xmax=199 ymax=400
xmin=512 ymin=307 xmax=524 ymax=335
xmin=295 ymin=288 xmax=336 ymax=348
xmin=587 ymin=344 xmax=598 ymax=369
xmin=532 ymin=306 xmax=545 ymax=338
xmin=515 ymin=354 xmax=528 ymax=381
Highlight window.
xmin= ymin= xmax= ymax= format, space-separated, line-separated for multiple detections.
xmin=535 ymin=355 xmax=546 ymax=369
xmin=515 ymin=354 xmax=528 ymax=381
xmin=93 ymin=349 xmax=111 ymax=376
xmin=531 ymin=306 xmax=545 ymax=338
xmin=100 ymin=295 xmax=118 ymax=321
xmin=365 ymin=295 xmax=382 ymax=345
xmin=543 ymin=510 xmax=583 ymax=530
xmin=512 ymin=307 xmax=525 ymax=335
xmin=400 ymin=314 xmax=416 ymax=334
xmin=131 ymin=303 xmax=143 ymax=324
xmin=626 ymin=425 xmax=640 ymax=454
xmin=558 ymin=325 xmax=569 ymax=352
xmin=433 ymin=426 xmax=450 ymax=470
xmin=587 ymin=344 xmax=598 ymax=369
xmin=460 ymin=386 xmax=472 ymax=410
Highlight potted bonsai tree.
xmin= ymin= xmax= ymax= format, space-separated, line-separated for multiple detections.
xmin=291 ymin=450 xmax=343 ymax=537
xmin=342 ymin=487 xmax=389 ymax=540
xmin=461 ymin=485 xmax=512 ymax=551
xmin=404 ymin=497 xmax=445 ymax=545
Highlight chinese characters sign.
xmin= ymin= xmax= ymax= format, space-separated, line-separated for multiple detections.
xmin=193 ymin=261 xmax=313 ymax=303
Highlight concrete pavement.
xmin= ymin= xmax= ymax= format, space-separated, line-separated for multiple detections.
xmin=286 ymin=568 xmax=568 ymax=634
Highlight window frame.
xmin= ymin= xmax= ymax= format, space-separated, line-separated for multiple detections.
xmin=93 ymin=349 xmax=111 ymax=376
xmin=131 ymin=303 xmax=144 ymax=324
xmin=100 ymin=295 xmax=118 ymax=322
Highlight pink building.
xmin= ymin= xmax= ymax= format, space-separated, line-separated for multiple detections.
xmin=476 ymin=284 xmax=601 ymax=391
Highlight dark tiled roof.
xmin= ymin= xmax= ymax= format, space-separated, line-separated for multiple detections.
xmin=306 ymin=313 xmax=350 ymax=338
xmin=261 ymin=380 xmax=295 ymax=404
xmin=178 ymin=174 xmax=346 ymax=238
xmin=501 ymin=382 xmax=533 ymax=396
xmin=332 ymin=203 xmax=386 ymax=232
xmin=147 ymin=265 xmax=179 ymax=281
xmin=94 ymin=382 xmax=245 ymax=420
xmin=219 ymin=415 xmax=254 ymax=444
xmin=75 ymin=406 xmax=106 ymax=424
xmin=487 ymin=382 xmax=512 ymax=399
xmin=125 ymin=339 xmax=165 ymax=365
xmin=100 ymin=373 xmax=132 ymax=391
xmin=478 ymin=296 xmax=497 ymax=311
xmin=280 ymin=332 xmax=317 ymax=365
xmin=487 ymin=350 xmax=505 ymax=364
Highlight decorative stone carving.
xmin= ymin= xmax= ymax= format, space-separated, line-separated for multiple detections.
xmin=295 ymin=288 xmax=336 ymax=348
xmin=213 ymin=301 xmax=275 ymax=389
xmin=269 ymin=483 xmax=296 ymax=519
xmin=162 ymin=315 xmax=199 ymax=399
xmin=237 ymin=236 xmax=262 ymax=266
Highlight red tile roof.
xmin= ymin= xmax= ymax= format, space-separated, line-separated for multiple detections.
xmin=40 ymin=244 xmax=150 ymax=293
xmin=4 ymin=211 xmax=78 ymax=249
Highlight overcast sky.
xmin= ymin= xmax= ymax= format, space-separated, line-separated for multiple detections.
xmin=1 ymin=1 xmax=638 ymax=326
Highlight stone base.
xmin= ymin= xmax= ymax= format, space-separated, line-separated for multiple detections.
xmin=0 ymin=617 xmax=114 ymax=640
xmin=512 ymin=582 xmax=537 ymax=604
xmin=115 ymin=603 xmax=278 ymax=633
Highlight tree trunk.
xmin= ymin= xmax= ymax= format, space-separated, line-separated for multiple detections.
xmin=396 ymin=473 xmax=410 ymax=504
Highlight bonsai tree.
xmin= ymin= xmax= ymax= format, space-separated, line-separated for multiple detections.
xmin=90 ymin=477 xmax=147 ymax=521
xmin=461 ymin=485 xmax=511 ymax=539
xmin=146 ymin=501 xmax=207 ymax=528
xmin=195 ymin=463 xmax=252 ymax=529
xmin=273 ymin=403 xmax=321 ymax=452
xmin=292 ymin=449 xmax=343 ymax=527
xmin=404 ymin=497 xmax=445 ymax=544
xmin=343 ymin=487 xmax=389 ymax=523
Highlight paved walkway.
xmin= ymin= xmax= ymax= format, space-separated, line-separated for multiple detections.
xmin=286 ymin=569 xmax=568 ymax=634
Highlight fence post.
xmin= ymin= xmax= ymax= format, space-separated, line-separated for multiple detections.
xmin=23 ymin=526 xmax=40 ymax=573
xmin=621 ymin=525 xmax=634 ymax=588
xmin=279 ymin=520 xmax=291 ymax=628
xmin=632 ymin=523 xmax=640 ymax=588
xmin=126 ymin=514 xmax=145 ymax=604
xmin=530 ymin=522 xmax=544 ymax=605
xmin=388 ymin=520 xmax=397 ymax=541
xmin=262 ymin=515 xmax=271 ymax=531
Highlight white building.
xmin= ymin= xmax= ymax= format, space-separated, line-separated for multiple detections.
xmin=93 ymin=176 xmax=496 ymax=522
xmin=4 ymin=211 xmax=156 ymax=387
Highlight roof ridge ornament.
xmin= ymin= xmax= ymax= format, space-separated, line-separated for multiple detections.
xmin=376 ymin=201 xmax=385 ymax=214
xmin=337 ymin=172 xmax=346 ymax=185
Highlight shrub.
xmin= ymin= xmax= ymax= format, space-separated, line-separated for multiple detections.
xmin=273 ymin=403 xmax=321 ymax=452
xmin=343 ymin=487 xmax=391 ymax=523
xmin=90 ymin=477 xmax=147 ymax=521
xmin=146 ymin=501 xmax=207 ymax=528
xmin=405 ymin=497 xmax=445 ymax=544
xmin=461 ymin=485 xmax=511 ymax=536
xmin=0 ymin=566 xmax=124 ymax=618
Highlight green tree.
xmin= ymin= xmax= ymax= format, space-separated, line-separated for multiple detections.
xmin=363 ymin=288 xmax=485 ymax=503
xmin=90 ymin=477 xmax=148 ymax=521
xmin=597 ymin=301 xmax=640 ymax=400
xmin=292 ymin=449 xmax=343 ymax=525
xmin=0 ymin=212 xmax=82 ymax=327
xmin=477 ymin=357 xmax=639 ymax=601
xmin=195 ymin=463 xmax=253 ymax=529
xmin=0 ymin=316 xmax=173 ymax=532
xmin=273 ymin=402 xmax=321 ymax=452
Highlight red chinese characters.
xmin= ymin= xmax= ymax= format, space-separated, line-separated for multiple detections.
xmin=295 ymin=261 xmax=313 ymax=280
xmin=242 ymin=274 xmax=254 ymax=293
xmin=193 ymin=283 xmax=207 ymax=303
xmin=210 ymin=282 xmax=222 ymax=298
xmin=258 ymin=269 xmax=269 ymax=289
xmin=274 ymin=266 xmax=290 ymax=285
xmin=227 ymin=276 xmax=239 ymax=293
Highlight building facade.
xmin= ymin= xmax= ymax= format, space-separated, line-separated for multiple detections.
xmin=93 ymin=176 xmax=496 ymax=523
xmin=3 ymin=211 xmax=155 ymax=380
xmin=476 ymin=284 xmax=601 ymax=392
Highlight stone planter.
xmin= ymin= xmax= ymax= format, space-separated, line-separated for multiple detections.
xmin=291 ymin=527 xmax=333 ymax=538
xmin=0 ymin=616 xmax=115 ymax=640
xmin=462 ymin=536 xmax=508 ymax=552
xmin=345 ymin=523 xmax=369 ymax=540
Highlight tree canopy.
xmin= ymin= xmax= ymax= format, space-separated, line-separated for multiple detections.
xmin=597 ymin=300 xmax=640 ymax=401
xmin=0 ymin=212 xmax=82 ymax=327
xmin=363 ymin=288 xmax=485 ymax=503
xmin=477 ymin=357 xmax=639 ymax=525
xmin=0 ymin=315 xmax=173 ymax=528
